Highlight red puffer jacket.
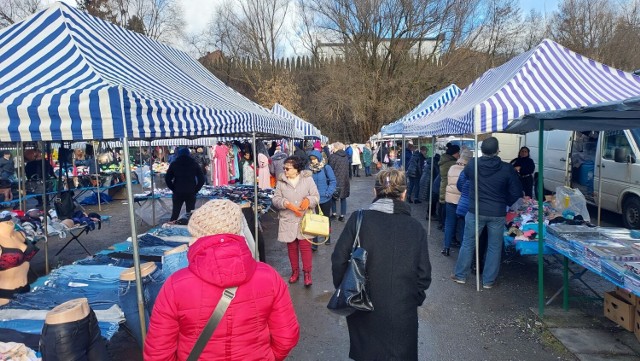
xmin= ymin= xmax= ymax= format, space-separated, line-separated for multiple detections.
xmin=143 ymin=234 xmax=300 ymax=361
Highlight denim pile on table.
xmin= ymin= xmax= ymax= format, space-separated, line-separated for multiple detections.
xmin=0 ymin=228 xmax=191 ymax=346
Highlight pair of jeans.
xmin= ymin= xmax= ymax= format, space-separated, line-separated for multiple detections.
xmin=331 ymin=197 xmax=347 ymax=216
xmin=75 ymin=254 xmax=134 ymax=268
xmin=364 ymin=165 xmax=371 ymax=176
xmin=40 ymin=309 xmax=109 ymax=361
xmin=444 ymin=202 xmax=464 ymax=248
xmin=162 ymin=250 xmax=188 ymax=278
xmin=454 ymin=212 xmax=505 ymax=285
xmin=137 ymin=234 xmax=186 ymax=248
xmin=118 ymin=266 xmax=165 ymax=348
xmin=170 ymin=192 xmax=196 ymax=221
xmin=152 ymin=226 xmax=191 ymax=238
xmin=407 ymin=176 xmax=420 ymax=201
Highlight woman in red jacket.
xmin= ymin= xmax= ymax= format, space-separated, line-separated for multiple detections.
xmin=144 ymin=200 xmax=300 ymax=361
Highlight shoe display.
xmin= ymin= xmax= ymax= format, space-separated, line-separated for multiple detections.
xmin=303 ymin=271 xmax=312 ymax=287
xmin=450 ymin=275 xmax=466 ymax=284
xmin=440 ymin=248 xmax=450 ymax=256
xmin=338 ymin=215 xmax=345 ymax=222
xmin=289 ymin=270 xmax=299 ymax=284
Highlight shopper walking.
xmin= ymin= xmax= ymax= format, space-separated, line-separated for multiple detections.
xmin=272 ymin=156 xmax=320 ymax=287
xmin=331 ymin=169 xmax=432 ymax=361
xmin=406 ymin=146 xmax=427 ymax=203
xmin=452 ymin=137 xmax=522 ymax=288
xmin=165 ymin=147 xmax=205 ymax=221
xmin=328 ymin=142 xmax=351 ymax=222
xmin=442 ymin=148 xmax=472 ymax=256
xmin=307 ymin=150 xmax=337 ymax=249
xmin=362 ymin=143 xmax=373 ymax=176
xmin=144 ymin=200 xmax=300 ymax=360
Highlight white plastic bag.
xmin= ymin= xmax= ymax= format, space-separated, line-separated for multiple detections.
xmin=554 ymin=186 xmax=590 ymax=221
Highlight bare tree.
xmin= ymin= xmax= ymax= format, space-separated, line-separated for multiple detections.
xmin=520 ymin=9 xmax=547 ymax=51
xmin=77 ymin=0 xmax=185 ymax=43
xmin=548 ymin=0 xmax=616 ymax=60
xmin=0 ymin=0 xmax=44 ymax=27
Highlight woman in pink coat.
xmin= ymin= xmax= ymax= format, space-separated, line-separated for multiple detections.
xmin=272 ymin=156 xmax=320 ymax=286
xmin=144 ymin=200 xmax=300 ymax=361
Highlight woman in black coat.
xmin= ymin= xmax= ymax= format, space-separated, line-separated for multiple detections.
xmin=328 ymin=142 xmax=351 ymax=221
xmin=510 ymin=146 xmax=535 ymax=197
xmin=331 ymin=169 xmax=432 ymax=361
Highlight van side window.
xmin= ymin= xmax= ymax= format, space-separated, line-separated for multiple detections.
xmin=602 ymin=131 xmax=632 ymax=161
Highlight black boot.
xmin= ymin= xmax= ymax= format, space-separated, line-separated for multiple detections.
xmin=440 ymin=248 xmax=450 ymax=256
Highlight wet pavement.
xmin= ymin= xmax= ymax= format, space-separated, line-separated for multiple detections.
xmin=25 ymin=175 xmax=640 ymax=360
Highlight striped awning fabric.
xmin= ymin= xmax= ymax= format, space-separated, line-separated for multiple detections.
xmin=382 ymin=84 xmax=461 ymax=135
xmin=0 ymin=3 xmax=297 ymax=142
xmin=272 ymin=103 xmax=321 ymax=139
xmin=406 ymin=39 xmax=640 ymax=136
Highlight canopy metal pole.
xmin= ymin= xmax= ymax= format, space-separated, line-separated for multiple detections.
xmin=402 ymin=135 xmax=406 ymax=171
xmin=93 ymin=141 xmax=102 ymax=212
xmin=474 ymin=132 xmax=480 ymax=292
xmin=18 ymin=142 xmax=25 ymax=211
xmin=597 ymin=132 xmax=604 ymax=226
xmin=121 ymin=136 xmax=147 ymax=343
xmin=150 ymin=144 xmax=156 ymax=226
xmin=252 ymin=132 xmax=260 ymax=261
xmin=537 ymin=120 xmax=545 ymax=316
xmin=40 ymin=141 xmax=50 ymax=274
xmin=427 ymin=137 xmax=435 ymax=237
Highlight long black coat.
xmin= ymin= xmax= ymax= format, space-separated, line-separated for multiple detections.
xmin=329 ymin=150 xmax=351 ymax=198
xmin=331 ymin=200 xmax=431 ymax=361
xmin=165 ymin=155 xmax=205 ymax=195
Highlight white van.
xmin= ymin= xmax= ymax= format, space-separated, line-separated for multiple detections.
xmin=525 ymin=129 xmax=640 ymax=228
xmin=435 ymin=134 xmax=522 ymax=161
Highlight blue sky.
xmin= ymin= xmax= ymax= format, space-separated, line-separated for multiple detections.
xmin=520 ymin=0 xmax=560 ymax=14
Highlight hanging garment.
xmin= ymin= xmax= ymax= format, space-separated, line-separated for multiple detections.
xmin=256 ymin=153 xmax=271 ymax=189
xmin=213 ymin=144 xmax=229 ymax=186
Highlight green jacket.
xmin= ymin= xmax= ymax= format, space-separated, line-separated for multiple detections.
xmin=362 ymin=147 xmax=373 ymax=166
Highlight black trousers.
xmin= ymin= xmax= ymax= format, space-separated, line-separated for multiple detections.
xmin=40 ymin=309 xmax=108 ymax=361
xmin=520 ymin=175 xmax=534 ymax=198
xmin=171 ymin=192 xmax=196 ymax=221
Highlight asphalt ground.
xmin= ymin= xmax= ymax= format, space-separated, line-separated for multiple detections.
xmin=23 ymin=176 xmax=631 ymax=360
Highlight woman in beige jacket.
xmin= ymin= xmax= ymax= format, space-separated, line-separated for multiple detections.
xmin=443 ymin=149 xmax=472 ymax=256
xmin=272 ymin=156 xmax=320 ymax=286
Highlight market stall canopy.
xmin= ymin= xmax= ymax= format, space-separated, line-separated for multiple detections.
xmin=405 ymin=39 xmax=640 ymax=136
xmin=272 ymin=103 xmax=321 ymax=139
xmin=381 ymin=84 xmax=461 ymax=135
xmin=0 ymin=2 xmax=297 ymax=142
xmin=506 ymin=96 xmax=640 ymax=133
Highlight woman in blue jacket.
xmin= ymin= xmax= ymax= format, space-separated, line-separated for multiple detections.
xmin=308 ymin=150 xmax=337 ymax=249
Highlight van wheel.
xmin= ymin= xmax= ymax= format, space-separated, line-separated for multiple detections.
xmin=622 ymin=196 xmax=640 ymax=229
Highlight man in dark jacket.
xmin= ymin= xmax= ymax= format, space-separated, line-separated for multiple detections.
xmin=0 ymin=150 xmax=15 ymax=182
xmin=405 ymin=146 xmax=426 ymax=203
xmin=452 ymin=137 xmax=522 ymax=288
xmin=165 ymin=147 xmax=205 ymax=221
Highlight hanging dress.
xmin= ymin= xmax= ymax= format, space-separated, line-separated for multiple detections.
xmin=213 ymin=144 xmax=229 ymax=186
xmin=256 ymin=153 xmax=271 ymax=189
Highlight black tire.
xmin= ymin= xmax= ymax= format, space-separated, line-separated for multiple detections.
xmin=622 ymin=196 xmax=640 ymax=229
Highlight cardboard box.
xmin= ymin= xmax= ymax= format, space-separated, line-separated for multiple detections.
xmin=635 ymin=306 xmax=640 ymax=343
xmin=604 ymin=291 xmax=635 ymax=332
xmin=616 ymin=286 xmax=640 ymax=307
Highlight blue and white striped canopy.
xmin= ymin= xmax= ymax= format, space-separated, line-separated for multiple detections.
xmin=272 ymin=103 xmax=321 ymax=139
xmin=0 ymin=2 xmax=297 ymax=142
xmin=381 ymin=84 xmax=461 ymax=135
xmin=405 ymin=39 xmax=640 ymax=136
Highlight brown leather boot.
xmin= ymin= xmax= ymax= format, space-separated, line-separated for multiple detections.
xmin=289 ymin=270 xmax=299 ymax=283
xmin=303 ymin=271 xmax=312 ymax=287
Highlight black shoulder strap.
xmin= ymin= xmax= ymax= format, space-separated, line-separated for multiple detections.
xmin=352 ymin=209 xmax=364 ymax=250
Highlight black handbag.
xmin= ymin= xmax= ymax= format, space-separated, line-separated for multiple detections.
xmin=332 ymin=187 xmax=341 ymax=200
xmin=327 ymin=210 xmax=374 ymax=316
